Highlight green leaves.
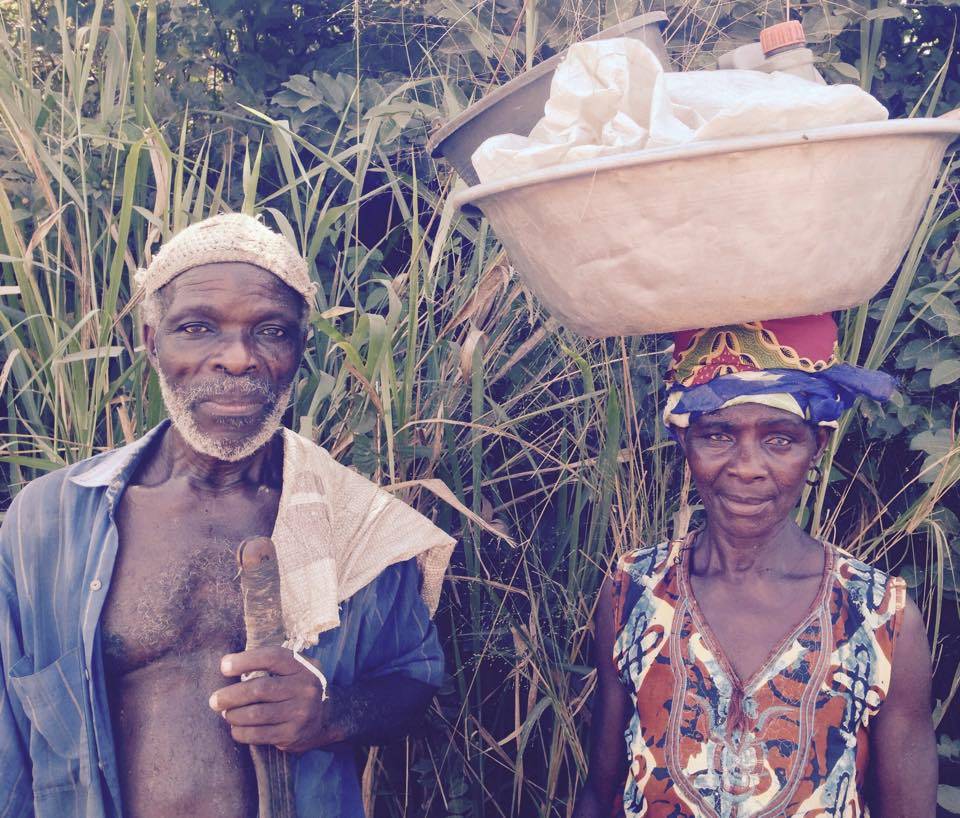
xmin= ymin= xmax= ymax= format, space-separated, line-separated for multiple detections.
xmin=271 ymin=69 xmax=440 ymax=152
xmin=911 ymin=288 xmax=960 ymax=336
xmin=910 ymin=428 xmax=959 ymax=483
xmin=274 ymin=72 xmax=356 ymax=117
xmin=940 ymin=785 xmax=960 ymax=814
xmin=930 ymin=359 xmax=960 ymax=388
xmin=896 ymin=338 xmax=953 ymax=371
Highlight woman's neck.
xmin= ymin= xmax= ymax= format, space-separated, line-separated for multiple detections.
xmin=692 ymin=518 xmax=813 ymax=578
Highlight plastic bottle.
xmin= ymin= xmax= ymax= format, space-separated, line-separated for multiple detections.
xmin=718 ymin=21 xmax=826 ymax=85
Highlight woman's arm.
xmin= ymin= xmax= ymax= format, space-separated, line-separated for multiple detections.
xmin=868 ymin=596 xmax=937 ymax=817
xmin=573 ymin=576 xmax=632 ymax=818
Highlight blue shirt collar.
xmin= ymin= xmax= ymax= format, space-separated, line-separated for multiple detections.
xmin=69 ymin=421 xmax=170 ymax=488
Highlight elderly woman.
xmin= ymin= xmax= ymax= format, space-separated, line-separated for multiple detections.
xmin=575 ymin=315 xmax=937 ymax=818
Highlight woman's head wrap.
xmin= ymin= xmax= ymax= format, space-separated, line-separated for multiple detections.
xmin=663 ymin=314 xmax=896 ymax=430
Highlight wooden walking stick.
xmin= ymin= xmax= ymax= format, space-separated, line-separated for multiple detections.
xmin=237 ymin=536 xmax=298 ymax=818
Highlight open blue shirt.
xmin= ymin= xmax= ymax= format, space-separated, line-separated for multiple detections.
xmin=0 ymin=423 xmax=444 ymax=817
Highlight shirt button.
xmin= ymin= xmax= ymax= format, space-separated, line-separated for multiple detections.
xmin=89 ymin=579 xmax=102 ymax=591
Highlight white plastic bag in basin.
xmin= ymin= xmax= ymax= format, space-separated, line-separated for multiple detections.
xmin=471 ymin=39 xmax=888 ymax=184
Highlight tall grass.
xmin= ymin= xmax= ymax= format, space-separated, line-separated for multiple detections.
xmin=1 ymin=1 xmax=959 ymax=815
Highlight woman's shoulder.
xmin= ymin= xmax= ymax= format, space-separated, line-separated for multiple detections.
xmin=830 ymin=544 xmax=906 ymax=626
xmin=615 ymin=540 xmax=680 ymax=583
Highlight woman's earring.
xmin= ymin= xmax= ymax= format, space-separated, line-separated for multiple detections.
xmin=806 ymin=464 xmax=824 ymax=487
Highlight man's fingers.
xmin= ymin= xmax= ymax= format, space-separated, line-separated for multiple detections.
xmin=223 ymin=702 xmax=290 ymax=727
xmin=209 ymin=675 xmax=296 ymax=712
xmin=229 ymin=723 xmax=293 ymax=747
xmin=220 ymin=646 xmax=300 ymax=677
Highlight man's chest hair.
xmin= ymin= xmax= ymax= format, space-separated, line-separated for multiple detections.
xmin=101 ymin=485 xmax=278 ymax=674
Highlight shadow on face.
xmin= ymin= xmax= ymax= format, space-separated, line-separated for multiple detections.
xmin=143 ymin=262 xmax=307 ymax=456
xmin=677 ymin=403 xmax=830 ymax=539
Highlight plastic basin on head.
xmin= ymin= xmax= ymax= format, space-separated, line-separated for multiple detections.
xmin=428 ymin=12 xmax=670 ymax=186
xmin=452 ymin=117 xmax=960 ymax=338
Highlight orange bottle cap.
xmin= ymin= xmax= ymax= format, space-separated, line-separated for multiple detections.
xmin=760 ymin=21 xmax=806 ymax=55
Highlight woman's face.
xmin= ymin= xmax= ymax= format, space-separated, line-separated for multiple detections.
xmin=679 ymin=403 xmax=829 ymax=540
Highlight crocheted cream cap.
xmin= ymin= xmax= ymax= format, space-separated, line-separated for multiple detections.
xmin=135 ymin=213 xmax=316 ymax=307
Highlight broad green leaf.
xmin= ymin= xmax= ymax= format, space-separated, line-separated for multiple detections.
xmin=899 ymin=563 xmax=925 ymax=589
xmin=831 ymin=62 xmax=861 ymax=81
xmin=911 ymin=429 xmax=955 ymax=458
xmin=931 ymin=360 xmax=960 ymax=388
xmin=939 ymin=785 xmax=960 ymax=813
xmin=925 ymin=294 xmax=960 ymax=336
xmin=283 ymin=74 xmax=316 ymax=97
xmin=866 ymin=6 xmax=907 ymax=19
xmin=939 ymin=735 xmax=960 ymax=761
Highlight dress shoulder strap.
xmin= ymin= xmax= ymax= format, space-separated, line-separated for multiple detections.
xmin=611 ymin=539 xmax=683 ymax=634
xmin=831 ymin=547 xmax=907 ymax=703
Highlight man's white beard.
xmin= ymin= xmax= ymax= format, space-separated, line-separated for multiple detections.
xmin=156 ymin=367 xmax=293 ymax=462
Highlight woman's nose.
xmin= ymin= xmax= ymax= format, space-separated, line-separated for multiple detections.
xmin=726 ymin=440 xmax=766 ymax=480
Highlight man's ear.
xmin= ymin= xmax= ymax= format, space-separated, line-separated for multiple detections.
xmin=143 ymin=324 xmax=159 ymax=369
xmin=674 ymin=426 xmax=688 ymax=454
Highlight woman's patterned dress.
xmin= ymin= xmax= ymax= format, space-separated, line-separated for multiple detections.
xmin=611 ymin=536 xmax=905 ymax=817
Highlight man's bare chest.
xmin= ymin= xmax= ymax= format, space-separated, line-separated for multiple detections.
xmin=102 ymin=486 xmax=280 ymax=675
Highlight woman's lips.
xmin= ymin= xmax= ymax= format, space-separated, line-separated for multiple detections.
xmin=718 ymin=494 xmax=773 ymax=514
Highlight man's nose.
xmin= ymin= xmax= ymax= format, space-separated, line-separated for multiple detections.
xmin=211 ymin=332 xmax=259 ymax=375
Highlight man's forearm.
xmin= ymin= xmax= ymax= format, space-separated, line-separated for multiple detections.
xmin=319 ymin=674 xmax=438 ymax=748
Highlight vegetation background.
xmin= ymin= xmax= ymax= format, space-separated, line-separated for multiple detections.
xmin=1 ymin=0 xmax=959 ymax=813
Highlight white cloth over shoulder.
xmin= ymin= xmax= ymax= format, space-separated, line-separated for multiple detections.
xmin=471 ymin=39 xmax=888 ymax=184
xmin=273 ymin=429 xmax=456 ymax=651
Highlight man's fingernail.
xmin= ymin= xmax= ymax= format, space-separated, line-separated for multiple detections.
xmin=221 ymin=659 xmax=232 ymax=674
xmin=209 ymin=694 xmax=219 ymax=710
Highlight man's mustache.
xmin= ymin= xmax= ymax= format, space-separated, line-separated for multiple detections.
xmin=173 ymin=376 xmax=278 ymax=407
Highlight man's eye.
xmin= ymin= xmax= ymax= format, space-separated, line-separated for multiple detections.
xmin=181 ymin=324 xmax=210 ymax=334
xmin=260 ymin=326 xmax=287 ymax=338
xmin=767 ymin=436 xmax=792 ymax=446
xmin=706 ymin=433 xmax=730 ymax=442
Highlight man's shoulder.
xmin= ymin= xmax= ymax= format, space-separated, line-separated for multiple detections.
xmin=7 ymin=457 xmax=82 ymax=516
xmin=281 ymin=428 xmax=360 ymax=480
xmin=10 ymin=446 xmax=121 ymax=506
xmin=3 ymin=454 xmax=95 ymax=546
xmin=3 ymin=434 xmax=152 ymax=542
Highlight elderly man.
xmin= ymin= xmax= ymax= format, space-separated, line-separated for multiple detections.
xmin=0 ymin=214 xmax=455 ymax=818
